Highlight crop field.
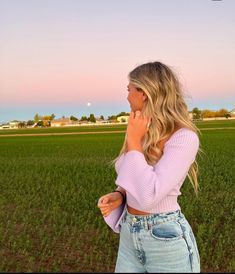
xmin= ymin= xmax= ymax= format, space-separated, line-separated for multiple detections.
xmin=0 ymin=120 xmax=234 ymax=272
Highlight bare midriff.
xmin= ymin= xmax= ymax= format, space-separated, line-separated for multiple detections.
xmin=127 ymin=204 xmax=151 ymax=215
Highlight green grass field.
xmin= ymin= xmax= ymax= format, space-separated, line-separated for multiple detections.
xmin=0 ymin=120 xmax=234 ymax=272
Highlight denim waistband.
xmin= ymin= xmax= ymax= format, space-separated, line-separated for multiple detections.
xmin=123 ymin=207 xmax=184 ymax=230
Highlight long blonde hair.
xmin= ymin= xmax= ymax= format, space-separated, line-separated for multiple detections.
xmin=109 ymin=61 xmax=205 ymax=195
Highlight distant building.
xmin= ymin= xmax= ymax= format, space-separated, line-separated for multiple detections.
xmin=9 ymin=120 xmax=20 ymax=128
xmin=117 ymin=115 xmax=129 ymax=123
xmin=0 ymin=124 xmax=10 ymax=129
xmin=51 ymin=117 xmax=74 ymax=127
xmin=95 ymin=118 xmax=106 ymax=124
xmin=188 ymin=112 xmax=193 ymax=119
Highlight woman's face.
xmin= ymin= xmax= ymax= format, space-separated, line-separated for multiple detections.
xmin=127 ymin=82 xmax=147 ymax=112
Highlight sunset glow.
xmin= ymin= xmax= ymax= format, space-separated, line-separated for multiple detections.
xmin=0 ymin=0 xmax=234 ymax=123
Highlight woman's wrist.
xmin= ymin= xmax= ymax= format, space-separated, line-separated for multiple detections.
xmin=112 ymin=189 xmax=126 ymax=204
xmin=127 ymin=139 xmax=143 ymax=152
xmin=116 ymin=187 xmax=126 ymax=197
xmin=127 ymin=146 xmax=143 ymax=153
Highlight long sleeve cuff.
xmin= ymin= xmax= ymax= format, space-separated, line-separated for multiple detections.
xmin=103 ymin=202 xmax=126 ymax=233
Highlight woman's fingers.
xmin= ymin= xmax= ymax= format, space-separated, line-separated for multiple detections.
xmin=98 ymin=192 xmax=122 ymax=216
xmin=97 ymin=198 xmax=113 ymax=218
xmin=130 ymin=110 xmax=135 ymax=120
xmin=97 ymin=196 xmax=110 ymax=207
xmin=98 ymin=199 xmax=112 ymax=208
xmin=99 ymin=200 xmax=113 ymax=215
xmin=134 ymin=110 xmax=150 ymax=122
xmin=101 ymin=207 xmax=109 ymax=213
xmin=99 ymin=205 xmax=110 ymax=211
xmin=135 ymin=110 xmax=141 ymax=117
xmin=102 ymin=197 xmax=109 ymax=204
xmin=101 ymin=208 xmax=110 ymax=217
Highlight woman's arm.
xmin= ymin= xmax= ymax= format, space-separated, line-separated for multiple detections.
xmin=115 ymin=129 xmax=199 ymax=211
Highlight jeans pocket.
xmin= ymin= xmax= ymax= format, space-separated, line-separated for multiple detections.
xmin=150 ymin=220 xmax=184 ymax=241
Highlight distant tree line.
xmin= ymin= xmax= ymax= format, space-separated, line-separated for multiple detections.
xmin=7 ymin=109 xmax=233 ymax=128
xmin=191 ymin=108 xmax=231 ymax=120
xmin=31 ymin=112 xmax=129 ymax=122
xmin=16 ymin=111 xmax=130 ymax=128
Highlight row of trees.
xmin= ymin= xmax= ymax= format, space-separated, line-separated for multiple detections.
xmin=18 ymin=112 xmax=130 ymax=128
xmin=191 ymin=108 xmax=231 ymax=120
xmin=16 ymin=112 xmax=130 ymax=128
xmin=33 ymin=111 xmax=130 ymax=123
xmin=15 ymin=109 xmax=232 ymax=128
xmin=76 ymin=109 xmax=231 ymax=122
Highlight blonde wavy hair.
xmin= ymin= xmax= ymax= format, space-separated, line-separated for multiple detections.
xmin=108 ymin=61 xmax=205 ymax=196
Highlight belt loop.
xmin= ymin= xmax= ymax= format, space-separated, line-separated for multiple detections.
xmin=152 ymin=218 xmax=155 ymax=227
xmin=123 ymin=211 xmax=127 ymax=222
xmin=144 ymin=220 xmax=148 ymax=230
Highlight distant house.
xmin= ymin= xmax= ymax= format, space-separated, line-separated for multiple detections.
xmin=9 ymin=120 xmax=20 ymax=128
xmin=0 ymin=120 xmax=22 ymax=129
xmin=188 ymin=112 xmax=193 ymax=119
xmin=95 ymin=118 xmax=110 ymax=124
xmin=229 ymin=108 xmax=235 ymax=117
xmin=51 ymin=117 xmax=74 ymax=127
xmin=0 ymin=124 xmax=10 ymax=129
xmin=117 ymin=115 xmax=129 ymax=123
xmin=94 ymin=118 xmax=103 ymax=124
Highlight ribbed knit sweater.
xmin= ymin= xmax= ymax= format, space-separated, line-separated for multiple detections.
xmin=103 ymin=127 xmax=200 ymax=233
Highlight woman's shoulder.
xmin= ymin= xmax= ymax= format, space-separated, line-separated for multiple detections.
xmin=114 ymin=153 xmax=126 ymax=173
xmin=165 ymin=127 xmax=199 ymax=148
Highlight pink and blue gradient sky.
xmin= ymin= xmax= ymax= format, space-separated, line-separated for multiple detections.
xmin=0 ymin=0 xmax=234 ymax=123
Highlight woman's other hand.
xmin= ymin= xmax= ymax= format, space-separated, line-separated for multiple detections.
xmin=97 ymin=192 xmax=124 ymax=217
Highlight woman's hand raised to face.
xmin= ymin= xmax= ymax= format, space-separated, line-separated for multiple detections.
xmin=126 ymin=110 xmax=151 ymax=150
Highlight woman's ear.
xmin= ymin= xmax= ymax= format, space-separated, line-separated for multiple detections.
xmin=143 ymin=94 xmax=147 ymax=101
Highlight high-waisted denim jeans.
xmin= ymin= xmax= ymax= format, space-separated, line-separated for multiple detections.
xmin=115 ymin=207 xmax=200 ymax=273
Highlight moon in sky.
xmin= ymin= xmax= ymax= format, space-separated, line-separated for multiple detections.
xmin=87 ymin=102 xmax=91 ymax=107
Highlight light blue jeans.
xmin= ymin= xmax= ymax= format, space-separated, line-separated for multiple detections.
xmin=115 ymin=208 xmax=200 ymax=273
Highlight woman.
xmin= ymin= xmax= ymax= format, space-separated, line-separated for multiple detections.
xmin=97 ymin=61 xmax=203 ymax=273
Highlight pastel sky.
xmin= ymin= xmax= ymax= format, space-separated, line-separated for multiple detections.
xmin=0 ymin=0 xmax=234 ymax=123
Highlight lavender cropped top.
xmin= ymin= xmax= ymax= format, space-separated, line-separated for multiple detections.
xmin=103 ymin=127 xmax=200 ymax=233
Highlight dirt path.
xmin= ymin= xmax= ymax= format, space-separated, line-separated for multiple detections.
xmin=199 ymin=127 xmax=235 ymax=130
xmin=0 ymin=127 xmax=235 ymax=137
xmin=0 ymin=130 xmax=126 ymax=137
